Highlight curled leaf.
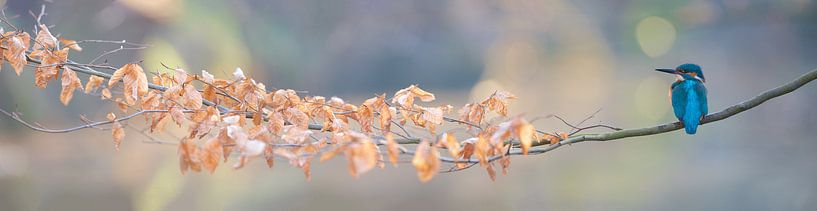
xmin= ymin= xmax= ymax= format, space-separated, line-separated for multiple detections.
xmin=3 ymin=32 xmax=31 ymax=75
xmin=412 ymin=141 xmax=440 ymax=182
xmin=59 ymin=37 xmax=82 ymax=51
xmin=109 ymin=63 xmax=149 ymax=105
xmin=84 ymin=75 xmax=104 ymax=94
xmin=391 ymin=85 xmax=435 ymax=108
xmin=59 ymin=68 xmax=82 ymax=105
xmin=385 ymin=133 xmax=400 ymax=166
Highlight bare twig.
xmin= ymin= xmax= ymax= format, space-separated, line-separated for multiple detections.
xmin=0 ymin=109 xmax=189 ymax=133
xmin=89 ymin=46 xmax=148 ymax=64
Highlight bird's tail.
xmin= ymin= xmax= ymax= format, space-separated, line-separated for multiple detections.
xmin=683 ymin=117 xmax=700 ymax=134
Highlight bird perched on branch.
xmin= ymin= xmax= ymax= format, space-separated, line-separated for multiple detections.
xmin=656 ymin=63 xmax=708 ymax=134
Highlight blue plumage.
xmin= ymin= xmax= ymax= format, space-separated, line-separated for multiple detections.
xmin=656 ymin=64 xmax=708 ymax=134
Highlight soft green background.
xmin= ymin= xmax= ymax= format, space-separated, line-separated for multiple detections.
xmin=1 ymin=0 xmax=817 ymax=210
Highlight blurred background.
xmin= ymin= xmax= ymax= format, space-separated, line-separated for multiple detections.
xmin=1 ymin=0 xmax=817 ymax=210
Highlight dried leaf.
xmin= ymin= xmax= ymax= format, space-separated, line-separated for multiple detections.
xmin=418 ymin=105 xmax=452 ymax=134
xmin=108 ymin=63 xmax=149 ymax=105
xmin=108 ymin=113 xmax=124 ymax=151
xmin=182 ymin=84 xmax=203 ymax=109
xmin=33 ymin=48 xmax=69 ymax=88
xmin=480 ymin=91 xmax=517 ymax=116
xmin=267 ymin=111 xmax=285 ymax=134
xmin=59 ymin=68 xmax=82 ymax=105
xmin=111 ymin=122 xmax=124 ymax=151
xmin=201 ymin=70 xmax=215 ymax=83
xmin=458 ymin=103 xmax=485 ymax=128
xmin=170 ymin=106 xmax=185 ymax=126
xmin=486 ymin=164 xmax=497 ymax=181
xmin=500 ymin=156 xmax=510 ymax=176
xmin=385 ymin=133 xmax=399 ymax=166
xmin=284 ymin=108 xmax=309 ymax=130
xmin=346 ymin=137 xmax=378 ymax=177
xmin=474 ymin=136 xmax=490 ymax=166
xmin=200 ymin=137 xmax=222 ymax=173
xmin=439 ymin=133 xmax=460 ymax=159
xmin=412 ymin=141 xmax=440 ymax=182
xmin=178 ymin=137 xmax=201 ymax=174
xmin=114 ymin=98 xmax=128 ymax=113
xmin=264 ymin=144 xmax=274 ymax=168
xmin=514 ymin=118 xmax=535 ymax=155
xmin=84 ymin=75 xmax=104 ymax=94
xmin=3 ymin=32 xmax=31 ymax=75
xmin=233 ymin=67 xmax=246 ymax=80
xmin=33 ymin=24 xmax=57 ymax=50
xmin=59 ymin=37 xmax=82 ymax=51
xmin=391 ymin=85 xmax=435 ymax=108
xmin=101 ymin=88 xmax=112 ymax=100
xmin=458 ymin=139 xmax=476 ymax=169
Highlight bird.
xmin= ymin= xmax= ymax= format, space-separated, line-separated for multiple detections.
xmin=655 ymin=63 xmax=708 ymax=134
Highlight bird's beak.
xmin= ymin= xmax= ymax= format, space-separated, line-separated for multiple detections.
xmin=655 ymin=68 xmax=679 ymax=75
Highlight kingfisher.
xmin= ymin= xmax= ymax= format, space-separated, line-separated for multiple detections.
xmin=655 ymin=63 xmax=708 ymax=134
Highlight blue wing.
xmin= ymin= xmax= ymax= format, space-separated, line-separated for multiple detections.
xmin=671 ymin=80 xmax=708 ymax=134
xmin=695 ymin=82 xmax=708 ymax=117
xmin=670 ymin=81 xmax=686 ymax=121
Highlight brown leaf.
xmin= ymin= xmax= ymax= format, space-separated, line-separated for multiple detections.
xmin=108 ymin=113 xmax=124 ymax=151
xmin=391 ymin=85 xmax=435 ymax=108
xmin=252 ymin=109 xmax=262 ymax=126
xmin=346 ymin=136 xmax=378 ymax=177
xmin=32 ymin=48 xmax=69 ymax=89
xmin=418 ymin=105 xmax=452 ymax=134
xmin=439 ymin=133 xmax=461 ymax=159
xmin=109 ymin=64 xmax=149 ymax=105
xmin=458 ymin=139 xmax=476 ymax=169
xmin=111 ymin=122 xmax=124 ymax=151
xmin=59 ymin=68 xmax=82 ymax=105
xmin=281 ymin=125 xmax=313 ymax=145
xmin=486 ymin=164 xmax=497 ymax=181
xmin=474 ymin=136 xmax=490 ymax=166
xmin=514 ymin=118 xmax=535 ymax=155
xmin=182 ymin=84 xmax=203 ymax=109
xmin=96 ymin=90 xmax=111 ymax=102
xmin=379 ymin=106 xmax=395 ymax=133
xmin=202 ymin=85 xmax=217 ymax=102
xmin=59 ymin=37 xmax=82 ymax=51
xmin=458 ymin=103 xmax=485 ymax=128
xmin=264 ymin=144 xmax=274 ymax=168
xmin=178 ymin=137 xmax=201 ymax=174
xmin=33 ymin=24 xmax=57 ymax=50
xmin=480 ymin=91 xmax=517 ymax=116
xmin=2 ymin=32 xmax=30 ymax=75
xmin=267 ymin=111 xmax=285 ymax=134
xmin=284 ymin=108 xmax=309 ymax=130
xmin=114 ymin=98 xmax=128 ymax=113
xmin=200 ymin=137 xmax=222 ymax=173
xmin=500 ymin=156 xmax=510 ymax=176
xmin=356 ymin=104 xmax=374 ymax=133
xmin=412 ymin=141 xmax=440 ymax=182
xmin=385 ymin=133 xmax=400 ymax=166
xmin=169 ymin=106 xmax=185 ymax=126
xmin=84 ymin=75 xmax=104 ymax=94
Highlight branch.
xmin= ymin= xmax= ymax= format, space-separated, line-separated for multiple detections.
xmin=11 ymin=48 xmax=325 ymax=131
xmin=512 ymin=68 xmax=817 ymax=159
xmin=404 ymin=68 xmax=817 ymax=165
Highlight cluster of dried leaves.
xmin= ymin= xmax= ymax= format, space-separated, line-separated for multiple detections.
xmin=1 ymin=21 xmax=569 ymax=182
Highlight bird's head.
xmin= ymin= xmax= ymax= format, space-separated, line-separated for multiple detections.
xmin=655 ymin=63 xmax=705 ymax=83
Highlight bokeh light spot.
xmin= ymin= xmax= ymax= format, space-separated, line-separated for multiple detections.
xmin=635 ymin=16 xmax=676 ymax=58
xmin=634 ymin=76 xmax=671 ymax=122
